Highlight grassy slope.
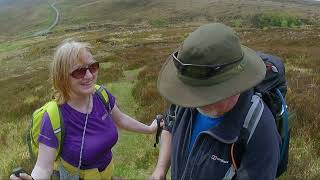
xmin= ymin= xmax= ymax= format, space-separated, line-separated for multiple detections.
xmin=1 ymin=25 xmax=319 ymax=179
xmin=55 ymin=0 xmax=320 ymax=33
xmin=237 ymin=27 xmax=320 ymax=179
xmin=0 ymin=0 xmax=320 ymax=179
xmin=106 ymin=70 xmax=159 ymax=179
xmin=1 ymin=0 xmax=320 ymax=39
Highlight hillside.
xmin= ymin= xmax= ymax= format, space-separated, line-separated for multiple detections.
xmin=0 ymin=0 xmax=319 ymax=179
xmin=56 ymin=0 xmax=320 ymax=26
xmin=0 ymin=0 xmax=320 ymax=39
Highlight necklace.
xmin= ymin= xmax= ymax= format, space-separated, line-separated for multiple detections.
xmin=58 ymin=95 xmax=91 ymax=180
xmin=78 ymin=95 xmax=91 ymax=169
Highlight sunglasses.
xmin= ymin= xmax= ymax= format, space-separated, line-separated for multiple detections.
xmin=70 ymin=62 xmax=100 ymax=79
xmin=172 ymin=51 xmax=243 ymax=79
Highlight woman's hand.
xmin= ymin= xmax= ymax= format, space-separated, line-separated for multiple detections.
xmin=149 ymin=118 xmax=164 ymax=134
xmin=10 ymin=173 xmax=33 ymax=180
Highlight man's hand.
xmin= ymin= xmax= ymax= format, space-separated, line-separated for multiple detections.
xmin=150 ymin=130 xmax=172 ymax=180
xmin=150 ymin=167 xmax=166 ymax=180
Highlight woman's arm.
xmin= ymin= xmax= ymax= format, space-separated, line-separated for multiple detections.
xmin=111 ymin=105 xmax=160 ymax=134
xmin=10 ymin=143 xmax=56 ymax=180
xmin=31 ymin=143 xmax=56 ymax=179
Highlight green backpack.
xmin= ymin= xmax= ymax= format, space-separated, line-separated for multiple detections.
xmin=27 ymin=84 xmax=111 ymax=161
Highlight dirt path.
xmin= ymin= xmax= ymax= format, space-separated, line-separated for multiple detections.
xmin=33 ymin=2 xmax=59 ymax=36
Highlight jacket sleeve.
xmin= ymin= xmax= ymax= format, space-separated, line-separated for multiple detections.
xmin=236 ymin=108 xmax=281 ymax=180
xmin=163 ymin=104 xmax=177 ymax=133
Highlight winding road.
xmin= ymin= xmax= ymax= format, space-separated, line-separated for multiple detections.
xmin=33 ymin=2 xmax=59 ymax=36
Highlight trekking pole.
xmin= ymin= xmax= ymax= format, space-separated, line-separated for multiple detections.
xmin=12 ymin=167 xmax=26 ymax=177
xmin=11 ymin=167 xmax=33 ymax=179
xmin=154 ymin=114 xmax=163 ymax=148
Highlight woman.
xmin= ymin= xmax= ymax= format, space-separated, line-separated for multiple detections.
xmin=10 ymin=40 xmax=161 ymax=180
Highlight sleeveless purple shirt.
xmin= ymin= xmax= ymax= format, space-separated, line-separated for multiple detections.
xmin=38 ymin=92 xmax=118 ymax=171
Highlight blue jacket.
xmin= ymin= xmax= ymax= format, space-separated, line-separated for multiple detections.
xmin=164 ymin=90 xmax=280 ymax=180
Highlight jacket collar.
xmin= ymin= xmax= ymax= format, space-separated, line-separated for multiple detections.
xmin=204 ymin=89 xmax=254 ymax=144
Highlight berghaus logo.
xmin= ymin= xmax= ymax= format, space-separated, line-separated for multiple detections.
xmin=211 ymin=154 xmax=229 ymax=164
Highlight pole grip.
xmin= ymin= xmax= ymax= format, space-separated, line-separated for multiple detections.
xmin=154 ymin=114 xmax=163 ymax=147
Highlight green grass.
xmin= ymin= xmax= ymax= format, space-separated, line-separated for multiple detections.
xmin=280 ymin=137 xmax=320 ymax=179
xmin=0 ymin=40 xmax=31 ymax=53
xmin=106 ymin=81 xmax=138 ymax=115
xmin=105 ymin=69 xmax=158 ymax=179
xmin=0 ymin=116 xmax=32 ymax=176
xmin=113 ymin=131 xmax=158 ymax=179
xmin=100 ymin=62 xmax=114 ymax=69
xmin=149 ymin=19 xmax=169 ymax=28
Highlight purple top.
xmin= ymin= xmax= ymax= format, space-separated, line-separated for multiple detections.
xmin=38 ymin=92 xmax=118 ymax=171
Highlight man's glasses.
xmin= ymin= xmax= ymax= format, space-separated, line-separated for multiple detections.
xmin=70 ymin=62 xmax=99 ymax=79
xmin=172 ymin=51 xmax=243 ymax=79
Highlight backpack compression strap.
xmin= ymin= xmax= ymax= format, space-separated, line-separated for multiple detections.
xmin=223 ymin=95 xmax=264 ymax=180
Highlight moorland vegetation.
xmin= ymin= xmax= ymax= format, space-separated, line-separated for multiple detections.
xmin=0 ymin=0 xmax=319 ymax=179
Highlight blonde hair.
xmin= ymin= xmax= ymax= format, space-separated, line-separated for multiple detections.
xmin=51 ymin=39 xmax=92 ymax=104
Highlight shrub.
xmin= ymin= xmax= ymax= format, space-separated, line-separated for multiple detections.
xmin=231 ymin=18 xmax=244 ymax=28
xmin=149 ymin=19 xmax=169 ymax=28
xmin=252 ymin=13 xmax=304 ymax=28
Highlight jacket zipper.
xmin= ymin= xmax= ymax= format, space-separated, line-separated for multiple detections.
xmin=181 ymin=109 xmax=211 ymax=179
xmin=181 ymin=129 xmax=231 ymax=179
xmin=181 ymin=109 xmax=195 ymax=180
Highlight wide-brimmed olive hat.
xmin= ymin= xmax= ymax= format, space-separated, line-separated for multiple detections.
xmin=157 ymin=23 xmax=266 ymax=107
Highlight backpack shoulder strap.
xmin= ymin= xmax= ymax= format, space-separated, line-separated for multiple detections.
xmin=225 ymin=94 xmax=264 ymax=179
xmin=95 ymin=84 xmax=111 ymax=113
xmin=243 ymin=94 xmax=264 ymax=143
xmin=168 ymin=104 xmax=179 ymax=127
xmin=45 ymin=101 xmax=64 ymax=160
xmin=167 ymin=104 xmax=178 ymax=119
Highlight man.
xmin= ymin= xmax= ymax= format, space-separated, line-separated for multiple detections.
xmin=151 ymin=23 xmax=280 ymax=180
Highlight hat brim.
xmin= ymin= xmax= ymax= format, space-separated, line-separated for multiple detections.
xmin=157 ymin=46 xmax=266 ymax=107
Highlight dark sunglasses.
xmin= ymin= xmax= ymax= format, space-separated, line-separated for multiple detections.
xmin=172 ymin=51 xmax=243 ymax=79
xmin=70 ymin=62 xmax=99 ymax=79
